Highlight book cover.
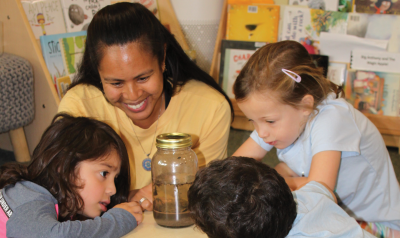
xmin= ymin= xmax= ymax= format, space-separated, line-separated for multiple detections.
xmin=354 ymin=0 xmax=400 ymax=15
xmin=281 ymin=6 xmax=348 ymax=54
xmin=59 ymin=35 xmax=87 ymax=77
xmin=347 ymin=13 xmax=398 ymax=39
xmin=346 ymin=13 xmax=400 ymax=53
xmin=219 ymin=40 xmax=267 ymax=98
xmin=226 ymin=4 xmax=280 ymax=42
xmin=60 ymin=0 xmax=111 ymax=32
xmin=21 ymin=0 xmax=67 ymax=39
xmin=288 ymin=0 xmax=339 ymax=11
xmin=56 ymin=75 xmax=72 ymax=99
xmin=345 ymin=70 xmax=400 ymax=116
xmin=40 ymin=31 xmax=86 ymax=91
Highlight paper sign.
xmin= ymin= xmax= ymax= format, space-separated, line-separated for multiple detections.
xmin=320 ymin=32 xmax=388 ymax=63
xmin=351 ymin=49 xmax=400 ymax=73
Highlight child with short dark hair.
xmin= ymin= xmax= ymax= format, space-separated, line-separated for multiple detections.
xmin=188 ymin=156 xmax=375 ymax=238
xmin=0 ymin=113 xmax=142 ymax=237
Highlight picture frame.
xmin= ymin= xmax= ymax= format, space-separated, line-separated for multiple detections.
xmin=219 ymin=40 xmax=266 ymax=98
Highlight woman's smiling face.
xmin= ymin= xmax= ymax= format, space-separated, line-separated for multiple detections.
xmin=98 ymin=42 xmax=165 ymax=129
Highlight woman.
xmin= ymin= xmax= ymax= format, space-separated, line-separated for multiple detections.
xmin=58 ymin=2 xmax=233 ymax=210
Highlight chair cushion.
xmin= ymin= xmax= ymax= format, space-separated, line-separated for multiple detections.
xmin=0 ymin=53 xmax=34 ymax=133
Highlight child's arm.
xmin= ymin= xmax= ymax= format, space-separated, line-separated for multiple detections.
xmin=283 ymin=150 xmax=341 ymax=191
xmin=6 ymin=200 xmax=142 ymax=238
xmin=275 ymin=162 xmax=299 ymax=177
xmin=232 ymin=137 xmax=268 ymax=161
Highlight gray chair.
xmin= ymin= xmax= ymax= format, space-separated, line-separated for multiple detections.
xmin=0 ymin=53 xmax=34 ymax=162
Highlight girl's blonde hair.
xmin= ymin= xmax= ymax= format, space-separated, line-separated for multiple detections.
xmin=233 ymin=40 xmax=342 ymax=111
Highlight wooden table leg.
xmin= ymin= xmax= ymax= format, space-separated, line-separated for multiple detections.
xmin=9 ymin=127 xmax=31 ymax=163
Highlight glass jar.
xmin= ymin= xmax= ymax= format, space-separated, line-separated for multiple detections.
xmin=151 ymin=133 xmax=198 ymax=228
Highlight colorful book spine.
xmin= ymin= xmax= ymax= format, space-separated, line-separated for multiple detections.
xmin=226 ymin=4 xmax=280 ymax=43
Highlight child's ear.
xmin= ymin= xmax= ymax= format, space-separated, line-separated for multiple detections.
xmin=301 ymin=94 xmax=314 ymax=116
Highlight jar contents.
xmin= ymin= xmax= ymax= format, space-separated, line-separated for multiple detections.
xmin=151 ymin=133 xmax=198 ymax=228
xmin=153 ymin=174 xmax=194 ymax=227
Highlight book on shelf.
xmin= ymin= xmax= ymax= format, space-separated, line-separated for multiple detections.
xmin=59 ymin=34 xmax=87 ymax=77
xmin=60 ymin=0 xmax=111 ymax=32
xmin=344 ymin=70 xmax=400 ymax=116
xmin=280 ymin=6 xmax=348 ymax=55
xmin=226 ymin=4 xmax=280 ymax=43
xmin=56 ymin=75 xmax=72 ymax=99
xmin=21 ymin=0 xmax=67 ymax=39
xmin=219 ymin=40 xmax=267 ymax=98
xmin=346 ymin=12 xmax=400 ymax=53
xmin=354 ymin=0 xmax=400 ymax=15
xmin=288 ymin=0 xmax=339 ymax=11
xmin=39 ymin=31 xmax=86 ymax=98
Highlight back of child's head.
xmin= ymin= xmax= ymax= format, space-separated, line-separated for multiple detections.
xmin=233 ymin=40 xmax=341 ymax=111
xmin=0 ymin=113 xmax=130 ymax=221
xmin=188 ymin=156 xmax=296 ymax=238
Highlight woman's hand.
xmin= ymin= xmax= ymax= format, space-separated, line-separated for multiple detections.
xmin=129 ymin=183 xmax=153 ymax=211
xmin=114 ymin=201 xmax=143 ymax=225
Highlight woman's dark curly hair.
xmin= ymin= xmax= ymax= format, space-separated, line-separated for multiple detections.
xmin=0 ymin=113 xmax=130 ymax=221
xmin=188 ymin=156 xmax=297 ymax=238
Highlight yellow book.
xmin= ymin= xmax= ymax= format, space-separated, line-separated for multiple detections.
xmin=56 ymin=75 xmax=72 ymax=99
xmin=226 ymin=4 xmax=280 ymax=42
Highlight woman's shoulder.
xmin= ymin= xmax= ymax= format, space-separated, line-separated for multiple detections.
xmin=178 ymin=80 xmax=227 ymax=103
xmin=64 ymin=84 xmax=104 ymax=100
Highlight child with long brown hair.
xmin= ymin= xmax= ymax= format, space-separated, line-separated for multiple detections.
xmin=0 ymin=113 xmax=142 ymax=237
xmin=232 ymin=40 xmax=400 ymax=238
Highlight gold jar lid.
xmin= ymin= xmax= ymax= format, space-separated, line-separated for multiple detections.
xmin=156 ymin=133 xmax=192 ymax=149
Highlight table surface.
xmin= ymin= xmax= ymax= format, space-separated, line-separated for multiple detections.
xmin=122 ymin=211 xmax=208 ymax=237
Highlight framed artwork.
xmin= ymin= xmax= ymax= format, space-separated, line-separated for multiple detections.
xmin=219 ymin=40 xmax=266 ymax=98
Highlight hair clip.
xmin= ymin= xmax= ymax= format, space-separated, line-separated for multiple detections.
xmin=282 ymin=69 xmax=301 ymax=83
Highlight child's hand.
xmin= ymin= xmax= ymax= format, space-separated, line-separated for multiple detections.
xmin=115 ymin=201 xmax=143 ymax=225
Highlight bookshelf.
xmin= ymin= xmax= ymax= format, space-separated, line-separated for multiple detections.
xmin=0 ymin=0 xmax=190 ymax=155
xmin=209 ymin=0 xmax=400 ymax=152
